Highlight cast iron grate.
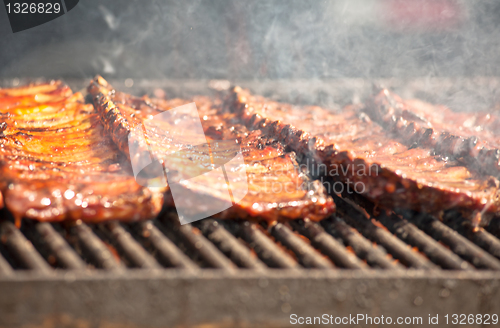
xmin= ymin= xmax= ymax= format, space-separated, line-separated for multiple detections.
xmin=2 ymin=194 xmax=500 ymax=275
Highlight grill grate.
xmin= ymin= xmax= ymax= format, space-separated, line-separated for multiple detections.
xmin=2 ymin=195 xmax=500 ymax=274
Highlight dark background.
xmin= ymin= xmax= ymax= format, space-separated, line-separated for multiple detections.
xmin=0 ymin=0 xmax=500 ymax=80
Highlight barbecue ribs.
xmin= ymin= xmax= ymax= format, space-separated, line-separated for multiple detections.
xmin=89 ymin=77 xmax=334 ymax=223
xmin=366 ymin=88 xmax=500 ymax=178
xmin=0 ymin=81 xmax=163 ymax=223
xmin=225 ymin=87 xmax=500 ymax=223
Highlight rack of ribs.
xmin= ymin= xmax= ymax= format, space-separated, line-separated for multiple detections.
xmin=225 ymin=87 xmax=500 ymax=225
xmin=89 ymin=77 xmax=334 ymax=223
xmin=0 ymin=81 xmax=163 ymax=224
xmin=366 ymin=87 xmax=500 ymax=179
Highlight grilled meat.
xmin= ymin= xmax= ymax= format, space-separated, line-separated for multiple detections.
xmin=0 ymin=81 xmax=163 ymax=223
xmin=225 ymin=87 xmax=500 ymax=222
xmin=89 ymin=77 xmax=334 ymax=222
xmin=366 ymin=88 xmax=500 ymax=178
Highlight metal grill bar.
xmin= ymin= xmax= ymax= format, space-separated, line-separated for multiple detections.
xmin=132 ymin=221 xmax=198 ymax=271
xmin=400 ymin=211 xmax=500 ymax=270
xmin=376 ymin=212 xmax=472 ymax=270
xmin=269 ymin=223 xmax=334 ymax=269
xmin=229 ymin=221 xmax=299 ymax=269
xmin=468 ymin=229 xmax=500 ymax=260
xmin=196 ymin=219 xmax=267 ymax=270
xmin=289 ymin=220 xmax=367 ymax=269
xmin=100 ymin=222 xmax=161 ymax=269
xmin=0 ymin=252 xmax=13 ymax=275
xmin=0 ymin=221 xmax=51 ymax=272
xmin=68 ymin=222 xmax=124 ymax=271
xmin=343 ymin=193 xmax=472 ymax=270
xmin=336 ymin=197 xmax=437 ymax=270
xmin=443 ymin=212 xmax=500 ymax=260
xmin=322 ymin=217 xmax=403 ymax=270
xmin=27 ymin=222 xmax=86 ymax=270
xmin=161 ymin=214 xmax=235 ymax=270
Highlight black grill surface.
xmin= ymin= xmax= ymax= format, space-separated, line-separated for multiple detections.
xmin=2 ymin=198 xmax=500 ymax=274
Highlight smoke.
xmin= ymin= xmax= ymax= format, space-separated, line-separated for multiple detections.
xmin=1 ymin=0 xmax=500 ymax=110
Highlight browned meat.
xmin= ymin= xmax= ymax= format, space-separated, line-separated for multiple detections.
xmin=0 ymin=81 xmax=163 ymax=224
xmin=366 ymin=88 xmax=500 ymax=178
xmin=225 ymin=87 xmax=500 ymax=223
xmin=89 ymin=77 xmax=334 ymax=223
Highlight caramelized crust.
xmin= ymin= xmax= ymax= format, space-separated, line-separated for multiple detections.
xmin=0 ymin=81 xmax=163 ymax=222
xmin=89 ymin=77 xmax=334 ymax=222
xmin=225 ymin=87 xmax=500 ymax=222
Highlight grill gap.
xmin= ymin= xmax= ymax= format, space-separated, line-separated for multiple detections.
xmin=398 ymin=210 xmax=500 ymax=270
xmin=22 ymin=221 xmax=86 ymax=270
xmin=129 ymin=220 xmax=199 ymax=271
xmin=96 ymin=221 xmax=161 ymax=269
xmin=443 ymin=211 xmax=500 ymax=261
xmin=64 ymin=221 xmax=124 ymax=271
xmin=341 ymin=192 xmax=472 ymax=270
xmin=265 ymin=222 xmax=334 ymax=269
xmin=288 ymin=219 xmax=367 ymax=269
xmin=195 ymin=219 xmax=267 ymax=270
xmin=225 ymin=221 xmax=299 ymax=269
xmin=0 ymin=221 xmax=51 ymax=272
xmin=376 ymin=212 xmax=472 ymax=270
xmin=159 ymin=212 xmax=236 ymax=271
xmin=321 ymin=217 xmax=403 ymax=270
xmin=336 ymin=197 xmax=438 ymax=270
